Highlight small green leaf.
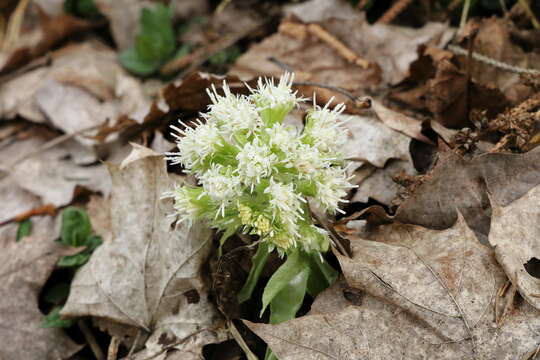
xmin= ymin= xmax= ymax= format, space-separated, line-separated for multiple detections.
xmin=60 ymin=207 xmax=92 ymax=247
xmin=238 ymin=242 xmax=270 ymax=304
xmin=16 ymin=219 xmax=32 ymax=242
xmin=42 ymin=307 xmax=76 ymax=328
xmin=57 ymin=252 xmax=91 ymax=267
xmin=208 ymin=45 xmax=242 ymax=65
xmin=86 ymin=234 xmax=102 ymax=250
xmin=120 ymin=49 xmax=161 ymax=76
xmin=305 ymin=252 xmax=338 ymax=297
xmin=269 ymin=263 xmax=309 ymax=324
xmin=261 ymin=250 xmax=307 ymax=317
xmin=42 ymin=283 xmax=71 ymax=305
xmin=135 ymin=5 xmax=175 ymax=61
xmin=264 ymin=347 xmax=278 ymax=360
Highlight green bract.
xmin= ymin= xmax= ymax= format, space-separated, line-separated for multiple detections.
xmin=165 ymin=74 xmax=355 ymax=256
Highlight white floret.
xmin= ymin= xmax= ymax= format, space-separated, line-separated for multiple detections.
xmin=166 ymin=120 xmax=221 ymax=171
xmin=198 ymin=164 xmax=241 ymax=217
xmin=315 ymin=166 xmax=356 ymax=214
xmin=305 ymin=99 xmax=348 ymax=154
xmin=235 ymin=138 xmax=278 ymax=189
xmin=204 ymin=82 xmax=262 ymax=138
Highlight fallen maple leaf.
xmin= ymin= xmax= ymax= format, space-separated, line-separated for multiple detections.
xmin=61 ymin=145 xmax=228 ymax=358
xmin=248 ymin=215 xmax=540 ymax=359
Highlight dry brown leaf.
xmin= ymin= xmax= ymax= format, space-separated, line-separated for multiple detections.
xmin=0 ymin=41 xmax=151 ymax=145
xmin=465 ymin=17 xmax=540 ymax=104
xmin=342 ymin=113 xmax=412 ymax=169
xmin=392 ymin=146 xmax=540 ymax=239
xmin=489 ymin=184 xmax=540 ymax=311
xmin=351 ymin=159 xmax=415 ymax=205
xmin=336 ymin=215 xmax=540 ymax=358
xmin=370 ymin=100 xmax=431 ymax=143
xmin=0 ymin=131 xmax=111 ymax=225
xmin=248 ymin=235 xmax=540 ymax=360
xmin=0 ymin=230 xmax=81 ymax=359
xmin=231 ymin=0 xmax=452 ymax=90
xmin=0 ymin=9 xmax=91 ymax=74
xmin=61 ymin=145 xmax=227 ymax=358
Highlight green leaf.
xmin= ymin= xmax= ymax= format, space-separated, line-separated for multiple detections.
xmin=135 ymin=5 xmax=175 ymax=61
xmin=269 ymin=262 xmax=309 ymax=324
xmin=264 ymin=347 xmax=278 ymax=360
xmin=261 ymin=250 xmax=307 ymax=317
xmin=86 ymin=234 xmax=103 ymax=251
xmin=174 ymin=43 xmax=191 ymax=59
xmin=238 ymin=242 xmax=270 ymax=304
xmin=119 ymin=49 xmax=161 ymax=76
xmin=42 ymin=307 xmax=76 ymax=328
xmin=60 ymin=207 xmax=92 ymax=247
xmin=16 ymin=219 xmax=32 ymax=242
xmin=209 ymin=45 xmax=242 ymax=65
xmin=57 ymin=252 xmax=91 ymax=267
xmin=42 ymin=283 xmax=71 ymax=305
xmin=305 ymin=252 xmax=338 ymax=297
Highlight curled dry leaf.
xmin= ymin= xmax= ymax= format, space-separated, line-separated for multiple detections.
xmin=342 ymin=113 xmax=412 ymax=170
xmin=489 ymin=184 xmax=540 ymax=311
xmin=61 ymin=145 xmax=227 ymax=358
xmin=0 ymin=41 xmax=151 ymax=146
xmin=0 ymin=9 xmax=92 ymax=75
xmin=248 ymin=216 xmax=540 ymax=359
xmin=0 ymin=229 xmax=81 ymax=359
xmin=357 ymin=146 xmax=540 ymax=240
xmin=0 ymin=135 xmax=111 ymax=208
xmin=351 ymin=158 xmax=416 ymax=205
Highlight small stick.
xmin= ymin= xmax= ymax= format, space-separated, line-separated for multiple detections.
xmin=378 ymin=0 xmax=415 ymax=24
xmin=78 ymin=319 xmax=105 ymax=360
xmin=0 ymin=203 xmax=57 ymax=226
xmin=107 ymin=336 xmax=120 ymax=360
xmin=127 ymin=329 xmax=142 ymax=358
xmin=307 ymin=24 xmax=369 ymax=69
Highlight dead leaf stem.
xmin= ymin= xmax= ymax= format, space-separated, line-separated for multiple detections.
xmin=107 ymin=336 xmax=120 ymax=360
xmin=378 ymin=0 xmax=415 ymax=24
xmin=307 ymin=24 xmax=370 ymax=69
xmin=78 ymin=319 xmax=105 ymax=360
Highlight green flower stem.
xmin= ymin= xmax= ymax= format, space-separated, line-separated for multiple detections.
xmin=237 ymin=242 xmax=270 ymax=304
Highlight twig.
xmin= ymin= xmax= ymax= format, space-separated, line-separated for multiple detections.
xmin=107 ymin=336 xmax=120 ymax=360
xmin=228 ymin=320 xmax=258 ymax=360
xmin=495 ymin=279 xmax=511 ymax=324
xmin=448 ymin=44 xmax=540 ymax=75
xmin=127 ymin=329 xmax=142 ymax=358
xmin=518 ymin=0 xmax=540 ymax=29
xmin=307 ymin=24 xmax=369 ymax=69
xmin=0 ymin=203 xmax=57 ymax=226
xmin=459 ymin=0 xmax=472 ymax=31
xmin=1 ymin=0 xmax=29 ymax=51
xmin=378 ymin=0 xmax=415 ymax=24
xmin=78 ymin=319 xmax=105 ymax=360
xmin=497 ymin=282 xmax=517 ymax=328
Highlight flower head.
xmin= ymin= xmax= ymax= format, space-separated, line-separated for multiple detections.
xmin=166 ymin=74 xmax=354 ymax=253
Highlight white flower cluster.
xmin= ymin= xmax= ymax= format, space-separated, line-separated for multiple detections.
xmin=164 ymin=74 xmax=355 ymax=254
